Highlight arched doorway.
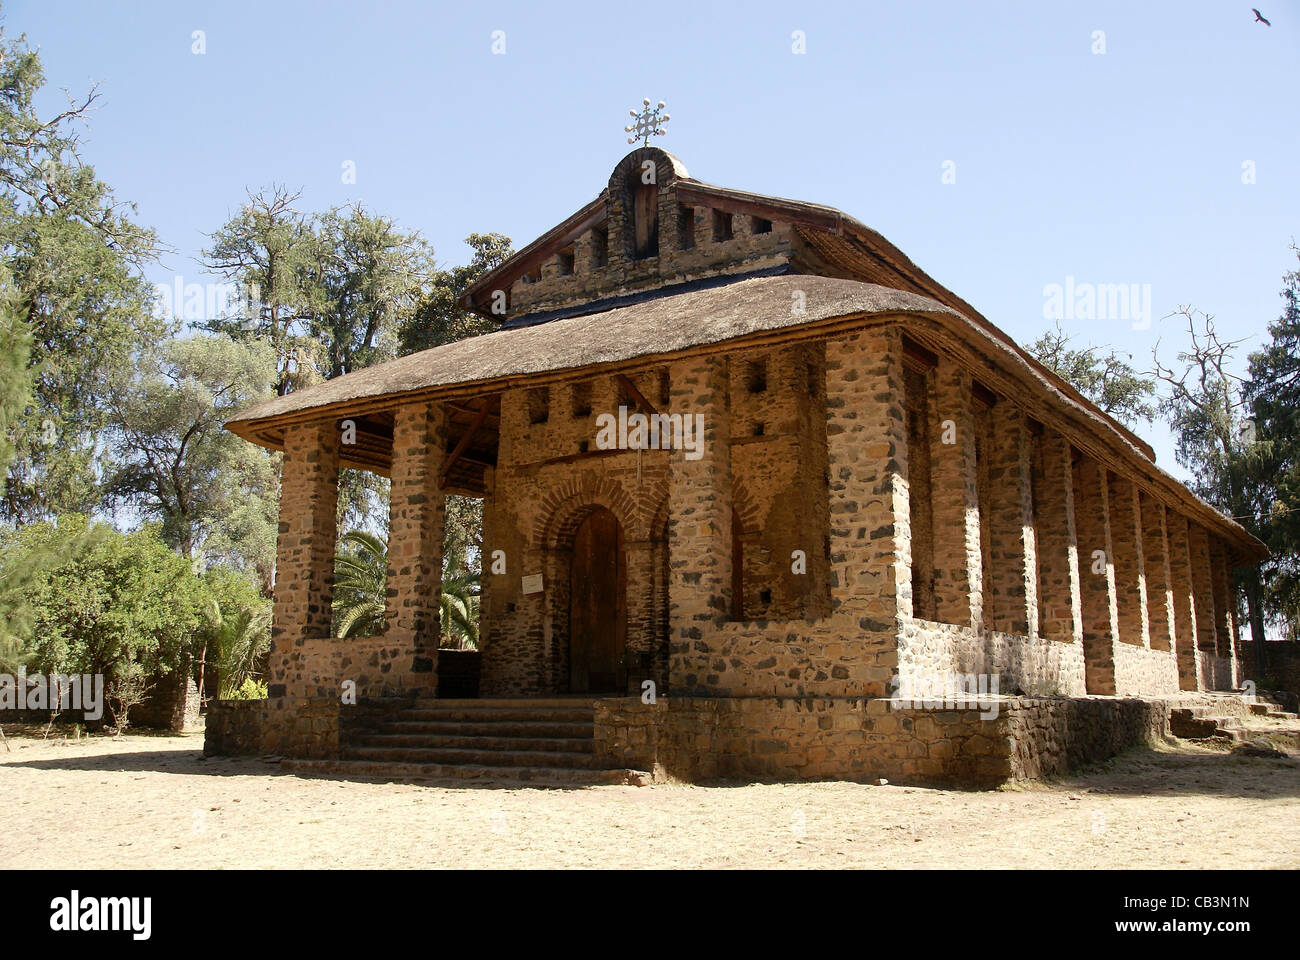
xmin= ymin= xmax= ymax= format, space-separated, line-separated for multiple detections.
xmin=568 ymin=507 xmax=627 ymax=693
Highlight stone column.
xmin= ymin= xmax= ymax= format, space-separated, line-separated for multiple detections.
xmin=929 ymin=359 xmax=983 ymax=629
xmin=824 ymin=326 xmax=910 ymax=696
xmin=666 ymin=355 xmax=732 ymax=696
xmin=1108 ymin=474 xmax=1150 ymax=648
xmin=270 ymin=420 xmax=340 ymax=696
xmin=986 ymin=402 xmax=1037 ymax=637
xmin=1034 ymin=430 xmax=1083 ymax=644
xmin=1188 ymin=523 xmax=1218 ymax=651
xmin=1140 ymin=495 xmax=1175 ymax=652
xmin=1072 ymin=453 xmax=1118 ymax=694
xmin=1209 ymin=539 xmax=1239 ymax=688
xmin=1165 ymin=512 xmax=1201 ymax=690
xmin=385 ymin=401 xmax=446 ymax=694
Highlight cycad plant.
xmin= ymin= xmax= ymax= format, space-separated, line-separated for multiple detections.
xmin=440 ymin=566 xmax=481 ymax=649
xmin=206 ymin=598 xmax=271 ymax=698
xmin=332 ymin=528 xmax=482 ymax=647
xmin=332 ymin=530 xmax=388 ymax=639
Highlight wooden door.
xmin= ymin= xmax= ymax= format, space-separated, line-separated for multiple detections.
xmin=569 ymin=507 xmax=626 ymax=693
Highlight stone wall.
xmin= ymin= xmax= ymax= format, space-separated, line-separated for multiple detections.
xmin=204 ymin=696 xmax=340 ymax=759
xmin=272 ymin=635 xmax=425 ymax=699
xmin=898 ymin=619 xmax=1086 ymax=698
xmin=134 ymin=666 xmax=202 ymax=732
xmin=1113 ymin=642 xmax=1181 ymax=697
xmin=593 ymin=694 xmax=1175 ymax=788
xmin=1237 ymin=641 xmax=1300 ymax=693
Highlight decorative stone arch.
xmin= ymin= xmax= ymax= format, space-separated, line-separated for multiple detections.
xmin=533 ymin=474 xmax=668 ymax=694
xmin=607 ymin=147 xmax=689 ymax=267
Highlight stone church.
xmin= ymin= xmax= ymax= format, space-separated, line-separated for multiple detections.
xmin=207 ymin=147 xmax=1267 ymax=786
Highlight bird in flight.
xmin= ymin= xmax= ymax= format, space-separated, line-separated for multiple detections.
xmin=1252 ymin=8 xmax=1271 ymax=25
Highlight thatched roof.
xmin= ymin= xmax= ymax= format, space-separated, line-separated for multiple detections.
xmin=226 ymin=274 xmax=1265 ymax=558
xmin=231 ymin=277 xmax=955 ymax=424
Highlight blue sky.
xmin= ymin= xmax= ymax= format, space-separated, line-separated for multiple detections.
xmin=8 ymin=0 xmax=1298 ymax=479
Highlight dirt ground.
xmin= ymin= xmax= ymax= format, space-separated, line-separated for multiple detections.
xmin=1 ymin=728 xmax=1297 ymax=869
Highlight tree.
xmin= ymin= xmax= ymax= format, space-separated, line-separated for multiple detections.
xmin=200 ymin=185 xmax=325 ymax=396
xmin=1028 ymin=324 xmax=1156 ymax=427
xmin=199 ymin=566 xmax=271 ymax=699
xmin=1153 ymin=306 xmax=1270 ymax=676
xmin=0 ymin=269 xmax=30 ymax=483
xmin=313 ymin=204 xmax=434 ymax=378
xmin=331 ymin=530 xmax=387 ymax=639
xmin=0 ymin=23 xmax=164 ymax=522
xmin=102 ymin=334 xmax=279 ymax=587
xmin=0 ymin=515 xmax=208 ymax=724
xmin=398 ymin=232 xmax=513 ymax=356
xmin=1244 ymin=244 xmax=1300 ymax=644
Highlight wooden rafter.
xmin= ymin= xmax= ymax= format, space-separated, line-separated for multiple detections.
xmin=439 ymin=398 xmax=494 ymax=489
xmin=614 ymin=373 xmax=659 ymax=417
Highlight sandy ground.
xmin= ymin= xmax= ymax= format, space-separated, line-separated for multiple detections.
xmin=1 ymin=728 xmax=1297 ymax=869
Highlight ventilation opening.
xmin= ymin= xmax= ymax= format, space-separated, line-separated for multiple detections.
xmin=527 ymin=386 xmax=550 ymax=425
xmin=677 ymin=205 xmax=695 ymax=250
xmin=745 ymin=358 xmax=768 ymax=394
xmin=751 ymin=216 xmax=772 ymax=234
xmin=571 ymin=381 xmax=592 ymax=418
xmin=557 ymin=246 xmax=575 ymax=276
xmin=632 ymin=181 xmax=658 ymax=260
xmin=712 ymin=209 xmax=733 ymax=242
xmin=590 ymin=226 xmax=609 ymax=269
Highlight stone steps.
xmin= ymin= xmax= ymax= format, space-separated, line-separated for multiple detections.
xmin=398 ymin=707 xmax=596 ymax=723
xmin=344 ymin=745 xmax=604 ymax=767
xmin=352 ymin=733 xmax=595 ymax=754
xmin=1169 ymin=707 xmax=1247 ymax=741
xmin=1247 ymin=702 xmax=1298 ymax=720
xmin=376 ymin=720 xmax=595 ymax=738
xmin=282 ymin=697 xmax=640 ymax=788
xmin=281 ymin=758 xmax=647 ymax=788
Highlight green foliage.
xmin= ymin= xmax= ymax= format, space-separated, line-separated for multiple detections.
xmin=331 ymin=529 xmax=387 ymax=639
xmin=102 ymin=333 xmax=279 ymax=583
xmin=312 ymin=204 xmax=434 ymax=378
xmin=398 ymin=232 xmax=513 ymax=356
xmin=200 ymin=565 xmax=270 ymax=698
xmin=0 ymin=515 xmax=207 ymax=685
xmin=230 ymin=678 xmax=268 ymax=700
xmin=1245 ymin=246 xmax=1300 ymax=640
xmin=0 ymin=24 xmax=163 ymax=522
xmin=0 ymin=269 xmax=29 ymax=482
xmin=200 ymin=185 xmax=324 ymax=397
xmin=330 ymin=524 xmax=482 ymax=646
xmin=1028 ymin=324 xmax=1156 ymax=427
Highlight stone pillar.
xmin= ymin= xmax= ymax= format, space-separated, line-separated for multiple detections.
xmin=385 ymin=401 xmax=446 ymax=693
xmin=1140 ymin=495 xmax=1175 ymax=652
xmin=986 ymin=402 xmax=1037 ymax=637
xmin=1209 ymin=539 xmax=1239 ymax=688
xmin=1188 ymin=523 xmax=1218 ymax=652
xmin=624 ymin=537 xmax=657 ymax=695
xmin=1072 ymin=453 xmax=1118 ymax=695
xmin=1034 ymin=430 xmax=1083 ymax=644
xmin=270 ymin=420 xmax=340 ymax=695
xmin=824 ymin=326 xmax=910 ymax=696
xmin=1165 ymin=512 xmax=1202 ymax=690
xmin=929 ymin=359 xmax=982 ymax=629
xmin=1108 ymin=474 xmax=1149 ymax=648
xmin=666 ymin=355 xmax=732 ymax=695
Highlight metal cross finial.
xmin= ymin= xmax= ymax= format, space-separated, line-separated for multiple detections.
xmin=624 ymin=98 xmax=669 ymax=147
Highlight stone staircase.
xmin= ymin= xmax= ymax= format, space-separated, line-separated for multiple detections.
xmin=281 ymin=698 xmax=649 ymax=788
xmin=1169 ymin=695 xmax=1300 ymax=744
